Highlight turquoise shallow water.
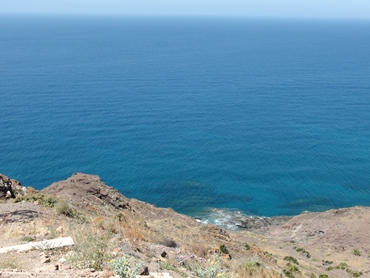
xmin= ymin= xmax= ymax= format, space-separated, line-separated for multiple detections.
xmin=1 ymin=15 xmax=370 ymax=218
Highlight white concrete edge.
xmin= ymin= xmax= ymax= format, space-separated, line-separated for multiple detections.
xmin=0 ymin=236 xmax=74 ymax=254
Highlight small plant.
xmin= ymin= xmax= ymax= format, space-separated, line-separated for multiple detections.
xmin=20 ymin=236 xmax=34 ymax=242
xmin=322 ymin=260 xmax=333 ymax=265
xmin=219 ymin=244 xmax=229 ymax=254
xmin=284 ymin=256 xmax=299 ymax=265
xmin=55 ymin=201 xmax=87 ymax=222
xmin=283 ymin=263 xmax=301 ymax=278
xmin=335 ymin=262 xmax=349 ymax=270
xmin=295 ymin=247 xmax=311 ymax=258
xmin=193 ymin=260 xmax=227 ymax=278
xmin=326 ymin=266 xmax=334 ymax=271
xmin=244 ymin=243 xmax=251 ymax=250
xmin=110 ymin=256 xmax=142 ymax=278
xmin=353 ymin=249 xmax=361 ymax=256
xmin=243 ymin=260 xmax=263 ymax=276
xmin=115 ymin=212 xmax=124 ymax=221
xmin=319 ymin=275 xmax=329 ymax=278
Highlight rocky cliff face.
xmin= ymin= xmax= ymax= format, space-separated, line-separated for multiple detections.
xmin=0 ymin=174 xmax=27 ymax=199
xmin=41 ymin=173 xmax=131 ymax=212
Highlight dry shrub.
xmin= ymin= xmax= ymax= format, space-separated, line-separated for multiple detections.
xmin=1 ymin=217 xmax=52 ymax=239
xmin=27 ymin=187 xmax=36 ymax=194
xmin=116 ymin=212 xmax=149 ymax=242
xmin=69 ymin=221 xmax=115 ymax=270
xmin=229 ymin=259 xmax=283 ymax=278
xmin=124 ymin=220 xmax=145 ymax=242
xmin=191 ymin=244 xmax=210 ymax=258
xmin=0 ymin=254 xmax=22 ymax=269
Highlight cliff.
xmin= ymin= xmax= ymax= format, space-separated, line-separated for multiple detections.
xmin=0 ymin=173 xmax=369 ymax=277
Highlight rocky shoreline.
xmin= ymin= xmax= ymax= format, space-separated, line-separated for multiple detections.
xmin=1 ymin=173 xmax=291 ymax=231
xmin=1 ymin=173 xmax=370 ymax=278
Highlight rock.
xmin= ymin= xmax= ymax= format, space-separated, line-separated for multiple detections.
xmin=41 ymin=256 xmax=51 ymax=263
xmin=59 ymin=257 xmax=67 ymax=263
xmin=159 ymin=256 xmax=167 ymax=262
xmin=139 ymin=266 xmax=149 ymax=275
xmin=148 ymin=262 xmax=161 ymax=273
xmin=0 ymin=174 xmax=35 ymax=200
xmin=235 ymin=216 xmax=292 ymax=230
xmin=0 ymin=174 xmax=16 ymax=199
xmin=41 ymin=173 xmax=131 ymax=211
xmin=6 ymin=190 xmax=12 ymax=198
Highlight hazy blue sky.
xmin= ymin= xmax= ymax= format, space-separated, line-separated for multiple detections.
xmin=1 ymin=0 xmax=370 ymax=19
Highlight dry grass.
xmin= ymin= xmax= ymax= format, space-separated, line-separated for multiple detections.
xmin=68 ymin=219 xmax=116 ymax=270
xmin=229 ymin=259 xmax=283 ymax=278
xmin=0 ymin=254 xmax=22 ymax=269
xmin=115 ymin=212 xmax=150 ymax=242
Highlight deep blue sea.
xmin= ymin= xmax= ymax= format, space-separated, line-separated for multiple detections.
xmin=1 ymin=15 xmax=370 ymax=220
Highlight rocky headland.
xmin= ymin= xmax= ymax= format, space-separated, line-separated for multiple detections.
xmin=1 ymin=173 xmax=369 ymax=277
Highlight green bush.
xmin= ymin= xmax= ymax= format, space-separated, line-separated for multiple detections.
xmin=283 ymin=263 xmax=300 ymax=278
xmin=295 ymin=247 xmax=311 ymax=258
xmin=284 ymin=256 xmax=299 ymax=265
xmin=353 ymin=249 xmax=361 ymax=256
xmin=219 ymin=244 xmax=229 ymax=254
xmin=111 ymin=256 xmax=142 ymax=278
xmin=14 ymin=193 xmax=58 ymax=207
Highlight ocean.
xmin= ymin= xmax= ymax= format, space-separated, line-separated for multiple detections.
xmin=1 ymin=15 xmax=370 ymax=220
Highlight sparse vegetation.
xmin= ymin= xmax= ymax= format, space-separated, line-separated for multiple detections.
xmin=295 ymin=247 xmax=311 ymax=258
xmin=322 ymin=260 xmax=333 ymax=265
xmin=283 ymin=262 xmax=301 ymax=278
xmin=219 ymin=244 xmax=229 ymax=254
xmin=284 ymin=256 xmax=299 ymax=265
xmin=20 ymin=235 xmax=34 ymax=242
xmin=110 ymin=255 xmax=142 ymax=278
xmin=13 ymin=193 xmax=59 ymax=207
xmin=68 ymin=222 xmax=115 ymax=270
xmin=0 ymin=257 xmax=21 ymax=269
xmin=334 ymin=262 xmax=363 ymax=277
xmin=353 ymin=249 xmax=361 ymax=256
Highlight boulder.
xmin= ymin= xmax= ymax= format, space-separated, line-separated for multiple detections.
xmin=0 ymin=174 xmax=25 ymax=199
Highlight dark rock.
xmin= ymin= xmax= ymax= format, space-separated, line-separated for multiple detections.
xmin=0 ymin=174 xmax=27 ymax=200
xmin=139 ymin=266 xmax=149 ymax=275
xmin=236 ymin=216 xmax=292 ymax=230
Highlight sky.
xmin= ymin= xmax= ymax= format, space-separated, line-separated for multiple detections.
xmin=1 ymin=0 xmax=370 ymax=19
